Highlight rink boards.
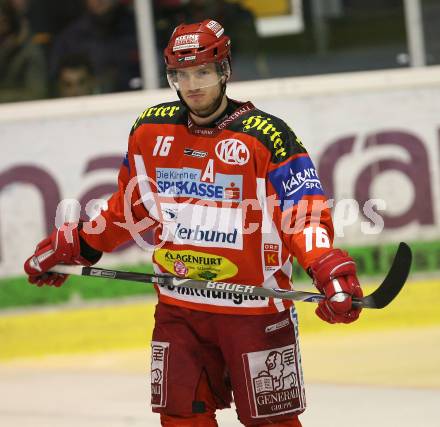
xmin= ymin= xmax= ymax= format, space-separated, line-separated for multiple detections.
xmin=1 ymin=278 xmax=439 ymax=387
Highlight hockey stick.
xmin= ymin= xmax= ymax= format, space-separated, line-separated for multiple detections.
xmin=50 ymin=242 xmax=411 ymax=309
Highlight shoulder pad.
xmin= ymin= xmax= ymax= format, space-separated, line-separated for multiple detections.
xmin=130 ymin=101 xmax=185 ymax=134
xmin=238 ymin=109 xmax=306 ymax=163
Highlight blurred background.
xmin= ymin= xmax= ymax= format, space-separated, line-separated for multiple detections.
xmin=0 ymin=1 xmax=439 ymax=426
xmin=1 ymin=0 xmax=440 ymax=100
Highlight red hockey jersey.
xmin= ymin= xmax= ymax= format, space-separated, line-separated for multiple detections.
xmin=81 ymin=99 xmax=334 ymax=315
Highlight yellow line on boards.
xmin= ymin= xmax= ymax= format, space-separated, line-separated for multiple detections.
xmin=1 ymin=279 xmax=439 ymax=361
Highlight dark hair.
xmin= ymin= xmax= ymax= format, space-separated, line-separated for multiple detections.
xmin=0 ymin=0 xmax=21 ymax=35
xmin=56 ymin=53 xmax=95 ymax=78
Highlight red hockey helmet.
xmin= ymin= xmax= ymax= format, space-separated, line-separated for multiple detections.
xmin=164 ymin=19 xmax=231 ymax=69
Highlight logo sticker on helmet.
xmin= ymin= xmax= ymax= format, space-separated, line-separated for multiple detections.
xmin=206 ymin=20 xmax=224 ymax=38
xmin=173 ymin=34 xmax=200 ymax=51
xmin=179 ymin=55 xmax=196 ymax=62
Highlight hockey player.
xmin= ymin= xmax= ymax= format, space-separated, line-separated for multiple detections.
xmin=24 ymin=20 xmax=363 ymax=427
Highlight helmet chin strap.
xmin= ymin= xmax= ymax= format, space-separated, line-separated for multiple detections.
xmin=177 ymin=80 xmax=227 ymax=119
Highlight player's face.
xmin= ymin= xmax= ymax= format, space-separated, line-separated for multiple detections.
xmin=175 ymin=64 xmax=224 ymax=117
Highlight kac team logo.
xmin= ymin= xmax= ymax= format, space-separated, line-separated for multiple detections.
xmin=215 ymin=139 xmax=250 ymax=165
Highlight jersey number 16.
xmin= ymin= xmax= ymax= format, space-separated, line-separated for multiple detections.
xmin=153 ymin=135 xmax=174 ymax=157
xmin=303 ymin=227 xmax=330 ymax=252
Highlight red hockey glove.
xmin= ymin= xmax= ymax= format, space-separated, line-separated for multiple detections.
xmin=309 ymin=249 xmax=363 ymax=324
xmin=23 ymin=223 xmax=99 ymax=287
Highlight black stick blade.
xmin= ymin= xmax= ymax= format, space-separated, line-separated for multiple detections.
xmin=360 ymin=242 xmax=412 ymax=309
